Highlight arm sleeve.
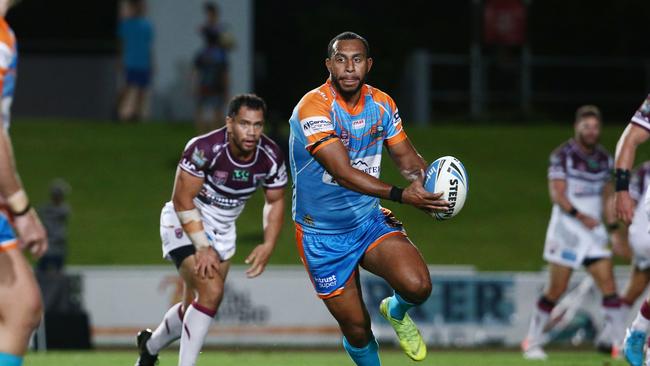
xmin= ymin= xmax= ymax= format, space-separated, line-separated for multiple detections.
xmin=178 ymin=137 xmax=211 ymax=178
xmin=382 ymin=95 xmax=407 ymax=146
xmin=296 ymin=92 xmax=337 ymax=154
xmin=631 ymin=94 xmax=650 ymax=132
xmin=548 ymin=148 xmax=567 ymax=180
xmin=262 ymin=142 xmax=288 ymax=188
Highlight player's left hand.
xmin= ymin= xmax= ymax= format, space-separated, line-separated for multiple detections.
xmin=14 ymin=208 xmax=48 ymax=258
xmin=245 ymin=243 xmax=273 ymax=278
xmin=615 ymin=191 xmax=635 ymax=225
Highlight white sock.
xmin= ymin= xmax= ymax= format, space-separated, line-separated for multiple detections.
xmin=631 ymin=301 xmax=650 ymax=332
xmin=525 ymin=302 xmax=552 ymax=348
xmin=602 ymin=304 xmax=625 ymax=346
xmin=146 ymin=302 xmax=184 ymax=355
xmin=179 ymin=302 xmax=216 ymax=366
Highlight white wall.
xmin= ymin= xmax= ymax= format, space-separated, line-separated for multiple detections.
xmin=147 ymin=0 xmax=252 ymax=121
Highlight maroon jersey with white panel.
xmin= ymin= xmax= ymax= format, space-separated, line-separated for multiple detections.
xmin=631 ymin=94 xmax=650 ymax=132
xmin=548 ymin=139 xmax=613 ymax=217
xmin=629 ymin=161 xmax=650 ymax=268
xmin=543 ymin=139 xmax=612 ymax=268
xmin=177 ymin=127 xmax=287 ymax=234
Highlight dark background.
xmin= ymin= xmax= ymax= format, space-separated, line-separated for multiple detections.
xmin=5 ymin=0 xmax=650 ymax=122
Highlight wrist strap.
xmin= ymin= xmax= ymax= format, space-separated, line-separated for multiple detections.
xmin=615 ymin=168 xmax=631 ymax=192
xmin=389 ymin=186 xmax=403 ymax=203
xmin=568 ymin=206 xmax=578 ymax=217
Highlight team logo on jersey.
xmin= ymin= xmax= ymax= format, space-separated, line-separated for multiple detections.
xmin=340 ymin=129 xmax=350 ymax=147
xmin=213 ymin=170 xmax=229 ymax=185
xmin=232 ymin=169 xmax=250 ymax=182
xmin=174 ymin=228 xmax=183 ymax=239
xmin=351 ymin=119 xmax=365 ymax=130
xmin=370 ymin=125 xmax=385 ymax=139
xmin=191 ymin=147 xmax=207 ymax=168
xmin=303 ymin=214 xmax=314 ymax=226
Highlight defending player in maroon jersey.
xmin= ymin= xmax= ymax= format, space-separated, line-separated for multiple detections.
xmin=135 ymin=94 xmax=287 ymax=366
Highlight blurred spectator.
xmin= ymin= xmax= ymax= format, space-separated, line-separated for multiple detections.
xmin=36 ymin=179 xmax=71 ymax=274
xmin=193 ymin=27 xmax=229 ymax=133
xmin=200 ymin=2 xmax=235 ymax=51
xmin=117 ymin=0 xmax=154 ymax=123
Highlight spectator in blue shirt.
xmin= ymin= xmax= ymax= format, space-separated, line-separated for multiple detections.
xmin=117 ymin=0 xmax=154 ymax=122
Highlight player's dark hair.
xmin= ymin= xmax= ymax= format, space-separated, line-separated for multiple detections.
xmin=575 ymin=105 xmax=602 ymax=123
xmin=228 ymin=94 xmax=267 ymax=119
xmin=327 ymin=31 xmax=370 ymax=58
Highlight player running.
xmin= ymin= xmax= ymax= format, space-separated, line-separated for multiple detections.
xmin=618 ymin=95 xmax=650 ymax=366
xmin=289 ymin=31 xmax=449 ymax=365
xmin=618 ymin=162 xmax=650 ymax=310
xmin=522 ymin=105 xmax=623 ymax=360
xmin=134 ymin=94 xmax=287 ymax=366
xmin=0 ymin=1 xmax=49 ymax=365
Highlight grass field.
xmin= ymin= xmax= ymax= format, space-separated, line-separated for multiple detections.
xmin=10 ymin=119 xmax=650 ymax=270
xmin=23 ymin=349 xmax=627 ymax=366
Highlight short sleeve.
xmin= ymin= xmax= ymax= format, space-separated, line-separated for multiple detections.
xmin=178 ymin=137 xmax=210 ymax=178
xmin=264 ymin=161 xmax=288 ymax=188
xmin=261 ymin=142 xmax=288 ymax=188
xmin=631 ymin=94 xmax=650 ymax=132
xmin=296 ymin=92 xmax=337 ymax=154
xmin=548 ymin=148 xmax=567 ymax=180
xmin=382 ymin=95 xmax=407 ymax=146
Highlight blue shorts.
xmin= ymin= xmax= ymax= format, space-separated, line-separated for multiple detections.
xmin=296 ymin=208 xmax=406 ymax=299
xmin=126 ymin=68 xmax=151 ymax=88
xmin=0 ymin=213 xmax=17 ymax=252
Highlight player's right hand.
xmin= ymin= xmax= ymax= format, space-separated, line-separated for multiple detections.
xmin=14 ymin=209 xmax=48 ymax=258
xmin=402 ymin=173 xmax=450 ymax=213
xmin=194 ymin=247 xmax=220 ymax=279
xmin=576 ymin=212 xmax=599 ymax=230
xmin=615 ymin=191 xmax=635 ymax=225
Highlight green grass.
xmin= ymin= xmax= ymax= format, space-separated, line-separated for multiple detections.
xmin=23 ymin=349 xmax=626 ymax=366
xmin=10 ymin=119 xmax=648 ymax=270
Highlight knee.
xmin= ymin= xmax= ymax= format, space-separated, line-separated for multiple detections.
xmin=340 ymin=320 xmax=371 ymax=347
xmin=197 ymin=281 xmax=223 ymax=308
xmin=400 ymin=275 xmax=432 ymax=304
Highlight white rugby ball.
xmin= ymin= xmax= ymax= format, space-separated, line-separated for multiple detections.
xmin=423 ymin=156 xmax=468 ymax=220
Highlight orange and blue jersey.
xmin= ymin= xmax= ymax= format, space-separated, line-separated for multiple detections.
xmin=0 ymin=17 xmax=17 ymax=130
xmin=289 ymin=80 xmax=408 ymax=298
xmin=289 ymin=79 xmax=407 ymax=235
xmin=0 ymin=17 xmax=17 ymax=252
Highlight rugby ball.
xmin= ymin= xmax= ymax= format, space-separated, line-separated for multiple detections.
xmin=423 ymin=156 xmax=468 ymax=220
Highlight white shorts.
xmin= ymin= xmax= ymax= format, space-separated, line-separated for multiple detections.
xmin=631 ymin=196 xmax=650 ymax=270
xmin=543 ymin=208 xmax=610 ymax=269
xmin=160 ymin=202 xmax=236 ymax=262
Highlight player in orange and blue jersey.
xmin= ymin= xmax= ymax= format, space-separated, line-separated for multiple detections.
xmin=0 ymin=2 xmax=49 ymax=366
xmin=289 ymin=31 xmax=449 ymax=365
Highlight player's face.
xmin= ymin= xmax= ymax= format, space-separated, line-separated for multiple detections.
xmin=226 ymin=107 xmax=264 ymax=155
xmin=326 ymin=39 xmax=373 ymax=97
xmin=575 ymin=116 xmax=601 ymax=147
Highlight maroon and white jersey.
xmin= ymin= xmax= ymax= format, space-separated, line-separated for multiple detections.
xmin=543 ymin=139 xmax=613 ymax=268
xmin=630 ymin=162 xmax=650 ymax=204
xmin=177 ymin=127 xmax=287 ymax=233
xmin=629 ymin=162 xmax=650 ymax=267
xmin=631 ymin=94 xmax=650 ymax=132
xmin=548 ymin=139 xmax=613 ymax=218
